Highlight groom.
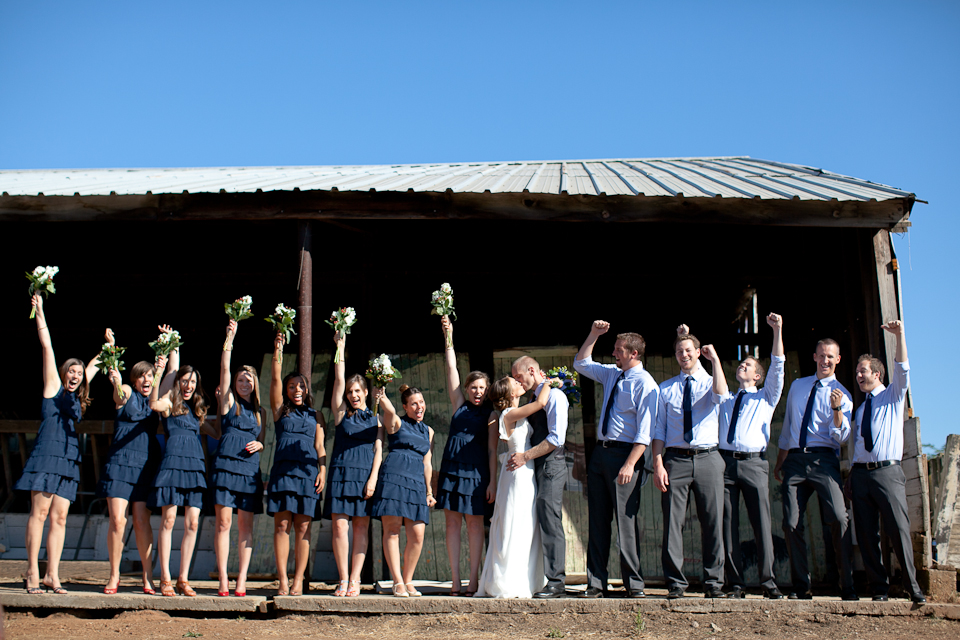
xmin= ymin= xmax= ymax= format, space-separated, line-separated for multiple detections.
xmin=508 ymin=356 xmax=570 ymax=598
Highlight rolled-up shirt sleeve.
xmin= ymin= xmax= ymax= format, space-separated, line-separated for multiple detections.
xmin=832 ymin=390 xmax=853 ymax=444
xmin=763 ymin=354 xmax=786 ymax=408
xmin=654 ymin=385 xmax=667 ymax=443
xmin=545 ymin=387 xmax=569 ymax=447
xmin=574 ymin=356 xmax=606 ymax=383
xmin=636 ymin=381 xmax=658 ymax=445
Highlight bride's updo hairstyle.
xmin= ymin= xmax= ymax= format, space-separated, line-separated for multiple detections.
xmin=488 ymin=377 xmax=513 ymax=412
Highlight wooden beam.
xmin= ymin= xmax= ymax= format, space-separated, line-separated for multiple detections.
xmin=297 ymin=221 xmax=313 ymax=386
xmin=0 ymin=190 xmax=914 ymax=229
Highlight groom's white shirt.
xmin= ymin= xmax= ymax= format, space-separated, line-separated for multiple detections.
xmin=532 ymin=381 xmax=569 ymax=447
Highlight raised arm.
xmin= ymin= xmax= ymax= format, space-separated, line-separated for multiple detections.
xmin=270 ymin=332 xmax=284 ymax=420
xmin=331 ymin=332 xmax=346 ymax=422
xmin=883 ymin=319 xmax=907 ymax=363
xmin=220 ymin=320 xmax=237 ymax=414
xmin=32 ymin=295 xmax=60 ymax=398
xmin=767 ymin=313 xmax=784 ymax=357
xmin=150 ymin=354 xmax=173 ymax=416
xmin=157 ymin=325 xmax=180 ymax=396
xmin=576 ymin=320 xmax=609 ymax=362
xmin=442 ymin=316 xmax=465 ymax=410
xmin=503 ymin=378 xmax=556 ymax=427
xmin=376 ymin=388 xmax=402 ymax=434
xmin=702 ymin=344 xmax=727 ymax=396
xmin=85 ymin=327 xmax=114 ymax=385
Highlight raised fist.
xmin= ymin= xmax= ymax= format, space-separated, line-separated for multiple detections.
xmin=766 ymin=313 xmax=782 ymax=328
xmin=591 ymin=320 xmax=610 ymax=335
xmin=677 ymin=324 xmax=690 ymax=336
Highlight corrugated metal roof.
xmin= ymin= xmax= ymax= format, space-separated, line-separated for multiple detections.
xmin=0 ymin=157 xmax=915 ymax=202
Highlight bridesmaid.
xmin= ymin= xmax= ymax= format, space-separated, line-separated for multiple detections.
xmin=97 ymin=325 xmax=178 ymax=595
xmin=18 ymin=295 xmax=104 ymax=594
xmin=149 ymin=358 xmax=212 ymax=597
xmin=435 ymin=315 xmax=496 ymax=596
xmin=266 ymin=332 xmax=326 ymax=597
xmin=323 ymin=330 xmax=384 ymax=597
xmin=372 ymin=385 xmax=436 ymax=597
xmin=211 ymin=319 xmax=266 ymax=597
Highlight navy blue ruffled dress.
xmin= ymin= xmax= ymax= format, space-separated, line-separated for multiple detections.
xmin=96 ymin=391 xmax=160 ymax=503
xmin=16 ymin=387 xmax=82 ymax=502
xmin=211 ymin=398 xmax=263 ymax=513
xmin=267 ymin=407 xmax=320 ymax=518
xmin=436 ymin=401 xmax=493 ymax=515
xmin=323 ymin=408 xmax=379 ymax=518
xmin=372 ymin=415 xmax=431 ymax=523
xmin=149 ymin=410 xmax=207 ymax=509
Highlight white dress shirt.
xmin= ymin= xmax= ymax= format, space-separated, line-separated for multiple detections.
xmin=655 ymin=363 xmax=719 ymax=448
xmin=715 ymin=354 xmax=785 ymax=453
xmin=533 ymin=381 xmax=569 ymax=447
xmin=573 ymin=356 xmax=657 ymax=445
xmin=853 ymin=361 xmax=909 ymax=463
xmin=777 ymin=374 xmax=852 ymax=451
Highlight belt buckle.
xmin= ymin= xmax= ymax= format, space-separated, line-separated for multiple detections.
xmin=866 ymin=461 xmax=880 ymax=470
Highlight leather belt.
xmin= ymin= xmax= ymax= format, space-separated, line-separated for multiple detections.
xmin=666 ymin=446 xmax=718 ymax=457
xmin=720 ymin=449 xmax=765 ymax=460
xmin=598 ymin=440 xmax=633 ymax=450
xmin=853 ymin=460 xmax=900 ymax=470
xmin=788 ymin=447 xmax=836 ymax=454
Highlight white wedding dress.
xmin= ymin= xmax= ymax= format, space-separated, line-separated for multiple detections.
xmin=474 ymin=407 xmax=545 ymax=598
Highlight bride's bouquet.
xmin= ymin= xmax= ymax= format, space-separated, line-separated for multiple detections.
xmin=97 ymin=343 xmax=127 ymax=400
xmin=148 ymin=329 xmax=183 ymax=358
xmin=326 ymin=307 xmax=357 ymax=363
xmin=546 ymin=366 xmax=581 ymax=406
xmin=366 ymin=354 xmax=401 ymax=416
xmin=26 ymin=265 xmax=59 ymax=318
xmin=430 ymin=283 xmax=456 ymax=348
xmin=265 ymin=303 xmax=297 ymax=343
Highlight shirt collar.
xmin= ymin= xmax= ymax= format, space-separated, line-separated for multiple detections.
xmin=813 ymin=374 xmax=836 ymax=386
xmin=867 ymin=384 xmax=885 ymax=397
xmin=683 ymin=363 xmax=709 ymax=383
xmin=622 ymin=362 xmax=645 ymax=378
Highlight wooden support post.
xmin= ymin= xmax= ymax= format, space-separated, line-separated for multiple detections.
xmin=298 ymin=221 xmax=313 ymax=387
xmin=0 ymin=435 xmax=15 ymax=507
xmin=873 ymin=228 xmax=932 ymax=569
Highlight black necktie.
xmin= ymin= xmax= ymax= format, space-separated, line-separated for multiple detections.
xmin=683 ymin=376 xmax=693 ymax=444
xmin=798 ymin=381 xmax=819 ymax=449
xmin=600 ymin=371 xmax=625 ymax=438
xmin=861 ymin=394 xmax=874 ymax=452
xmin=727 ymin=390 xmax=746 ymax=445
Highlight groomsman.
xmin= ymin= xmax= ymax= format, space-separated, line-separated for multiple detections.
xmin=508 ymin=356 xmax=569 ymax=598
xmin=851 ymin=320 xmax=925 ymax=604
xmin=652 ymin=325 xmax=726 ymax=599
xmin=774 ymin=338 xmax=857 ymax=600
xmin=708 ymin=313 xmax=785 ymax=599
xmin=573 ymin=321 xmax=659 ymax=598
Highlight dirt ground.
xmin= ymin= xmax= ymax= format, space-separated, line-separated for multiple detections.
xmin=4 ymin=608 xmax=959 ymax=640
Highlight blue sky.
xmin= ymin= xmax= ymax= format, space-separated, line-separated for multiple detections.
xmin=2 ymin=1 xmax=958 ymax=447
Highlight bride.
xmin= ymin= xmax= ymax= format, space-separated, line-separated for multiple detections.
xmin=475 ymin=375 xmax=556 ymax=598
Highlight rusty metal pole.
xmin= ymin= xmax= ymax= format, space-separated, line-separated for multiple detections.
xmin=297 ymin=221 xmax=313 ymax=386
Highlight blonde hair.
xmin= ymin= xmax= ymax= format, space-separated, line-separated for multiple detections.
xmin=234 ymin=365 xmax=261 ymax=426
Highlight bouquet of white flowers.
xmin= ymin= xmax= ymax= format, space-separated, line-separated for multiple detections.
xmin=430 ymin=283 xmax=456 ymax=348
xmin=325 ymin=307 xmax=357 ymax=363
xmin=26 ymin=265 xmax=58 ymax=318
xmin=546 ymin=366 xmax=581 ymax=406
xmin=97 ymin=343 xmax=127 ymax=400
xmin=148 ymin=329 xmax=183 ymax=358
xmin=224 ymin=295 xmax=254 ymax=348
xmin=265 ymin=303 xmax=297 ymax=344
xmin=366 ymin=353 xmax=401 ymax=416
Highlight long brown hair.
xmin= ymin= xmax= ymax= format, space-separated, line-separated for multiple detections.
xmin=488 ymin=377 xmax=514 ymax=412
xmin=234 ymin=365 xmax=261 ymax=426
xmin=59 ymin=358 xmax=91 ymax=415
xmin=278 ymin=372 xmax=313 ymax=419
xmin=170 ymin=365 xmax=209 ymax=421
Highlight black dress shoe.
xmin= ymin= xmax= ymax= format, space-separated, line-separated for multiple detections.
xmin=911 ymin=593 xmax=927 ymax=604
xmin=872 ymin=594 xmax=889 ymax=602
xmin=704 ymin=588 xmax=726 ymax=599
xmin=728 ymin=586 xmax=746 ymax=599
xmin=666 ymin=587 xmax=685 ymax=599
xmin=627 ymin=590 xmax=646 ymax=598
xmin=841 ymin=591 xmax=860 ymax=601
xmin=764 ymin=588 xmax=784 ymax=600
xmin=534 ymin=585 xmax=565 ymax=599
xmin=579 ymin=586 xmax=604 ymax=598
xmin=788 ymin=591 xmax=813 ymax=600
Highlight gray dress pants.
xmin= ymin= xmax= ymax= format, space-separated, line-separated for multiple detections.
xmin=780 ymin=450 xmax=854 ymax=594
xmin=722 ymin=453 xmax=777 ymax=590
xmin=851 ymin=464 xmax=922 ymax=598
xmin=585 ymin=444 xmax=645 ymax=591
xmin=534 ymin=454 xmax=567 ymax=590
xmin=661 ymin=448 xmax=725 ymax=591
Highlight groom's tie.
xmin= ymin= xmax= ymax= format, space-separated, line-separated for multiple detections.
xmin=600 ymin=371 xmax=625 ymax=438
